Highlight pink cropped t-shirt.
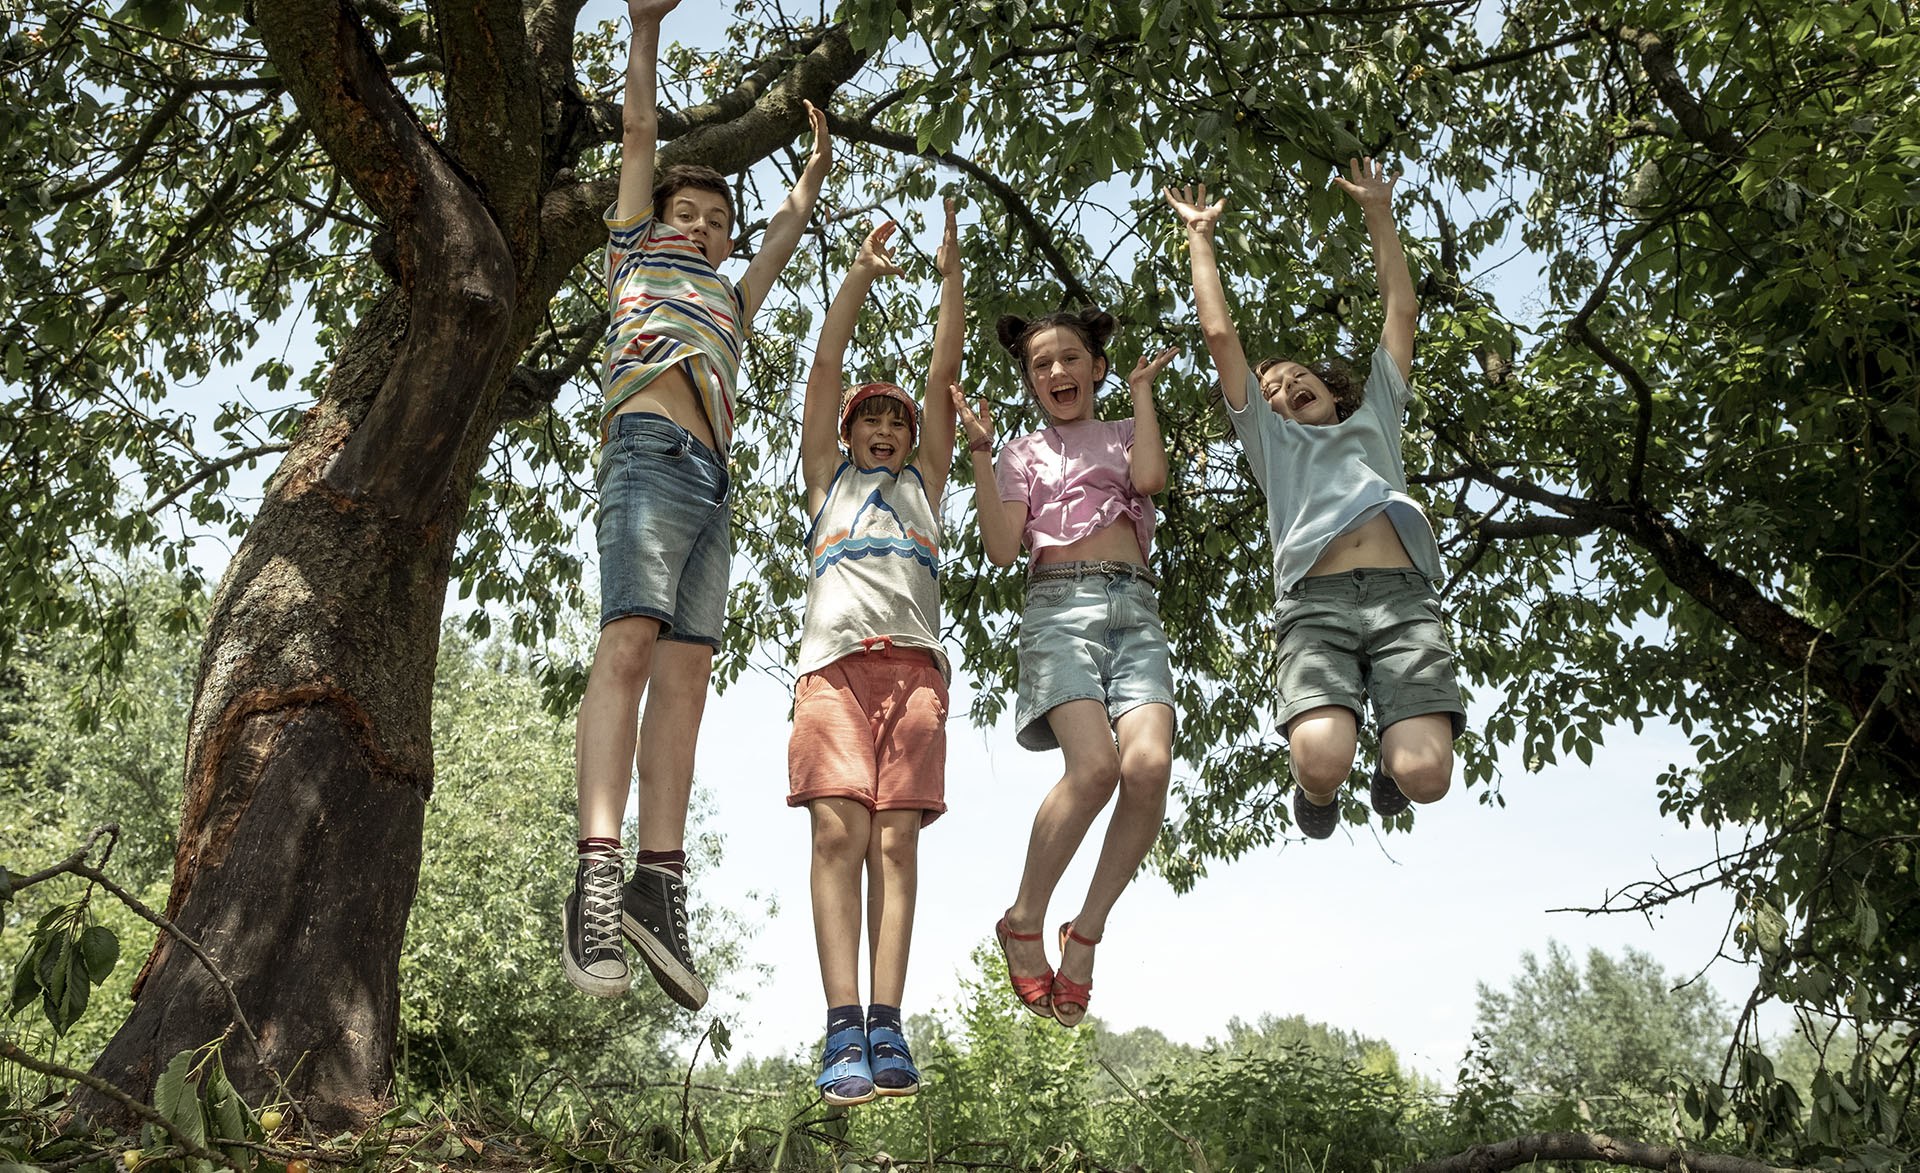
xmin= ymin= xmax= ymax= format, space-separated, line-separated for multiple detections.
xmin=994 ymin=417 xmax=1155 ymax=559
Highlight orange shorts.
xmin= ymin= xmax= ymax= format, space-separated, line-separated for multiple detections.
xmin=787 ymin=646 xmax=949 ymax=825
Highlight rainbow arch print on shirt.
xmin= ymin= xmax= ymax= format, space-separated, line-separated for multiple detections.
xmin=810 ymin=486 xmax=938 ymax=579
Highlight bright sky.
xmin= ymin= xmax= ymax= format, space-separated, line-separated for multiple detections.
xmin=149 ymin=0 xmax=1771 ymax=1087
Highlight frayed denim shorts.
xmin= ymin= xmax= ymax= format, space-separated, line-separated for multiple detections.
xmin=595 ymin=412 xmax=731 ymax=648
xmin=1013 ymin=562 xmax=1176 ymax=752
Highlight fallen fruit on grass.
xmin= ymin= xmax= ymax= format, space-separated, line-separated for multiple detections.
xmin=287 ymin=1160 xmax=309 ymax=1173
xmin=121 ymin=1150 xmax=142 ymax=1170
xmin=260 ymin=1109 xmax=284 ymax=1131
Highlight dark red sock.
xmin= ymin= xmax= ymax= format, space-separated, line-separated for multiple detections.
xmin=577 ymin=837 xmax=620 ymax=858
xmin=635 ymin=848 xmax=686 ymax=876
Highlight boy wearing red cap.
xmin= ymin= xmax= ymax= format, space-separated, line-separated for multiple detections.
xmin=789 ymin=205 xmax=961 ymax=1104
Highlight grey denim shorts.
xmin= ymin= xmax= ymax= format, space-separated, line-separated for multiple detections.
xmin=595 ymin=412 xmax=732 ymax=647
xmin=1274 ymin=567 xmax=1466 ymax=738
xmin=1014 ymin=563 xmax=1177 ymax=752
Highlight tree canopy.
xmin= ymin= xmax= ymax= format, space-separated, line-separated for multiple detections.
xmin=0 ymin=0 xmax=1915 ymax=1151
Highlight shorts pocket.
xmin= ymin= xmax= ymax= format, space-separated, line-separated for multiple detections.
xmin=623 ymin=425 xmax=689 ymax=461
xmin=1025 ymin=581 xmax=1072 ymax=610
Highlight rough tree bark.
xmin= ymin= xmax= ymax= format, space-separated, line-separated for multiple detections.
xmin=78 ymin=0 xmax=863 ymax=1128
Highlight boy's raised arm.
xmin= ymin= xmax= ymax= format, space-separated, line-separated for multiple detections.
xmin=1165 ymin=184 xmax=1252 ymax=410
xmin=740 ymin=101 xmax=832 ymax=319
xmin=919 ymin=199 xmax=962 ymax=509
xmin=615 ymin=0 xmax=681 ymax=222
xmin=1333 ymin=156 xmax=1418 ymax=380
xmin=801 ymin=221 xmax=904 ymax=509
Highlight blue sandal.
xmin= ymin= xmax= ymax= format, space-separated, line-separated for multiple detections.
xmin=868 ymin=1025 xmax=921 ymax=1096
xmin=815 ymin=1026 xmax=876 ymax=1106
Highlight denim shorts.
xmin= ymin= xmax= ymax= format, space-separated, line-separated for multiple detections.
xmin=1274 ymin=567 xmax=1466 ymax=738
xmin=1014 ymin=563 xmax=1176 ymax=752
xmin=595 ymin=413 xmax=731 ymax=647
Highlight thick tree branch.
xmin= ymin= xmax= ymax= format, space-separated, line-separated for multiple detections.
xmin=1404 ymin=1130 xmax=1811 ymax=1173
xmin=257 ymin=0 xmax=516 ymax=526
xmin=431 ymin=0 xmax=543 ymax=259
xmin=829 ymin=115 xmax=1096 ymax=308
xmin=1611 ymin=24 xmax=1742 ymax=158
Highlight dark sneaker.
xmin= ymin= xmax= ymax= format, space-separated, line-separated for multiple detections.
xmin=1292 ymin=785 xmax=1339 ymax=840
xmin=622 ymin=866 xmax=708 ymax=1010
xmin=1369 ymin=762 xmax=1411 ymax=818
xmin=562 ymin=855 xmax=631 ymax=998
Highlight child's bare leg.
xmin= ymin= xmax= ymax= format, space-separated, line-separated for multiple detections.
xmin=810 ymin=797 xmax=872 ymax=1007
xmin=1002 ymin=699 xmax=1121 ymax=975
xmin=865 ymin=810 xmax=922 ymax=1007
xmin=1379 ymin=713 xmax=1454 ymax=803
xmin=1286 ymin=704 xmax=1360 ymax=803
xmin=575 ymin=615 xmax=663 ymax=838
xmin=631 ymin=638 xmax=713 ymax=851
xmin=1058 ymin=702 xmax=1173 ymax=1013
xmin=1066 ymin=702 xmax=1172 ymax=939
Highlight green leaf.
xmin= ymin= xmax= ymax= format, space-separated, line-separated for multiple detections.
xmin=77 ymin=925 xmax=119 ymax=982
xmin=153 ymin=1049 xmax=209 ymax=1153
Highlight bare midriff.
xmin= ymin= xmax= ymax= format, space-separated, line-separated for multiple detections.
xmin=1306 ymin=510 xmax=1414 ymax=576
xmin=611 ymin=362 xmax=718 ymax=452
xmin=1032 ymin=518 xmax=1148 ymax=568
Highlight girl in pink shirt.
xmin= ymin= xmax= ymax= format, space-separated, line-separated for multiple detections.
xmin=953 ymin=308 xmax=1178 ymax=1027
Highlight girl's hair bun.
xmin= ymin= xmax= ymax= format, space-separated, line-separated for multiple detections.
xmin=1072 ymin=308 xmax=1118 ymax=350
xmin=995 ymin=314 xmax=1032 ymax=357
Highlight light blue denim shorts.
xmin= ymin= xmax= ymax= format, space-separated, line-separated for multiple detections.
xmin=595 ymin=412 xmax=731 ymax=648
xmin=1014 ymin=562 xmax=1176 ymax=752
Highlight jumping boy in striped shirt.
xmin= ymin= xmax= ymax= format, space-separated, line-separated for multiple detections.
xmin=564 ymin=0 xmax=831 ymax=1005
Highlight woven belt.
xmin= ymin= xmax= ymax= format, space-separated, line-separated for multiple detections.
xmin=1027 ymin=560 xmax=1162 ymax=591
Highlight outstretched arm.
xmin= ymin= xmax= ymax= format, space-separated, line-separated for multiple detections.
xmin=919 ymin=199 xmax=962 ymax=510
xmin=615 ymin=0 xmax=682 ymax=222
xmin=953 ymin=387 xmax=1027 ymax=568
xmin=1333 ymin=156 xmax=1417 ymax=380
xmin=741 ymin=101 xmax=832 ymax=319
xmin=1165 ymin=184 xmax=1252 ymax=410
xmin=1125 ymin=346 xmax=1178 ymax=496
xmin=802 ymin=221 xmax=904 ymax=511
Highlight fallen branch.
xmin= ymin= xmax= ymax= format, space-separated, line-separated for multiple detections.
xmin=1403 ymin=1131 xmax=1813 ymax=1173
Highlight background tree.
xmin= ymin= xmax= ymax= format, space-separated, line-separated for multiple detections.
xmin=1473 ymin=941 xmax=1732 ymax=1112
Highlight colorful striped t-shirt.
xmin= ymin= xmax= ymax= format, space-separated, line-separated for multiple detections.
xmin=600 ymin=203 xmax=751 ymax=449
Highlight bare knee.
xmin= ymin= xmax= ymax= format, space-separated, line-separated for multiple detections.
xmin=811 ymin=816 xmax=868 ymax=865
xmin=1290 ymin=741 xmax=1356 ymax=797
xmin=1061 ymin=751 xmax=1122 ymax=807
xmin=594 ymin=618 xmax=660 ymax=685
xmin=1386 ymin=745 xmax=1453 ymax=804
xmin=1119 ymin=745 xmax=1172 ymax=803
xmin=875 ymin=823 xmax=920 ymax=872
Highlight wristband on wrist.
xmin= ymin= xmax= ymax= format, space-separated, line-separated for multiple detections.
xmin=969 ymin=437 xmax=992 ymax=454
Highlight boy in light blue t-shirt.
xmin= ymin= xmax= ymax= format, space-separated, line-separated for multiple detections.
xmin=1166 ymin=160 xmax=1466 ymax=840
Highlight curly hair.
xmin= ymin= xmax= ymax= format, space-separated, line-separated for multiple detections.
xmin=1254 ymin=354 xmax=1365 ymax=421
xmin=994 ymin=307 xmax=1118 ymax=388
xmin=651 ymin=164 xmax=735 ymax=228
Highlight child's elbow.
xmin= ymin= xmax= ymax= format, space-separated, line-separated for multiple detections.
xmin=1133 ymin=470 xmax=1168 ymax=496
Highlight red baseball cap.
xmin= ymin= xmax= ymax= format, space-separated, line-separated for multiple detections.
xmin=839 ymin=382 xmax=920 ymax=447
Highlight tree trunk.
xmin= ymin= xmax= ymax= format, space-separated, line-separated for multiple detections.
xmin=84 ymin=289 xmax=495 ymax=1128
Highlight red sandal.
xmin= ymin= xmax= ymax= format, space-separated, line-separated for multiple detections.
xmin=1051 ymin=922 xmax=1102 ymax=1028
xmin=995 ymin=914 xmax=1054 ymax=1018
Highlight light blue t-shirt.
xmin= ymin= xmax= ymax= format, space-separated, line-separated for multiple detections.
xmin=1224 ymin=345 xmax=1443 ymax=595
